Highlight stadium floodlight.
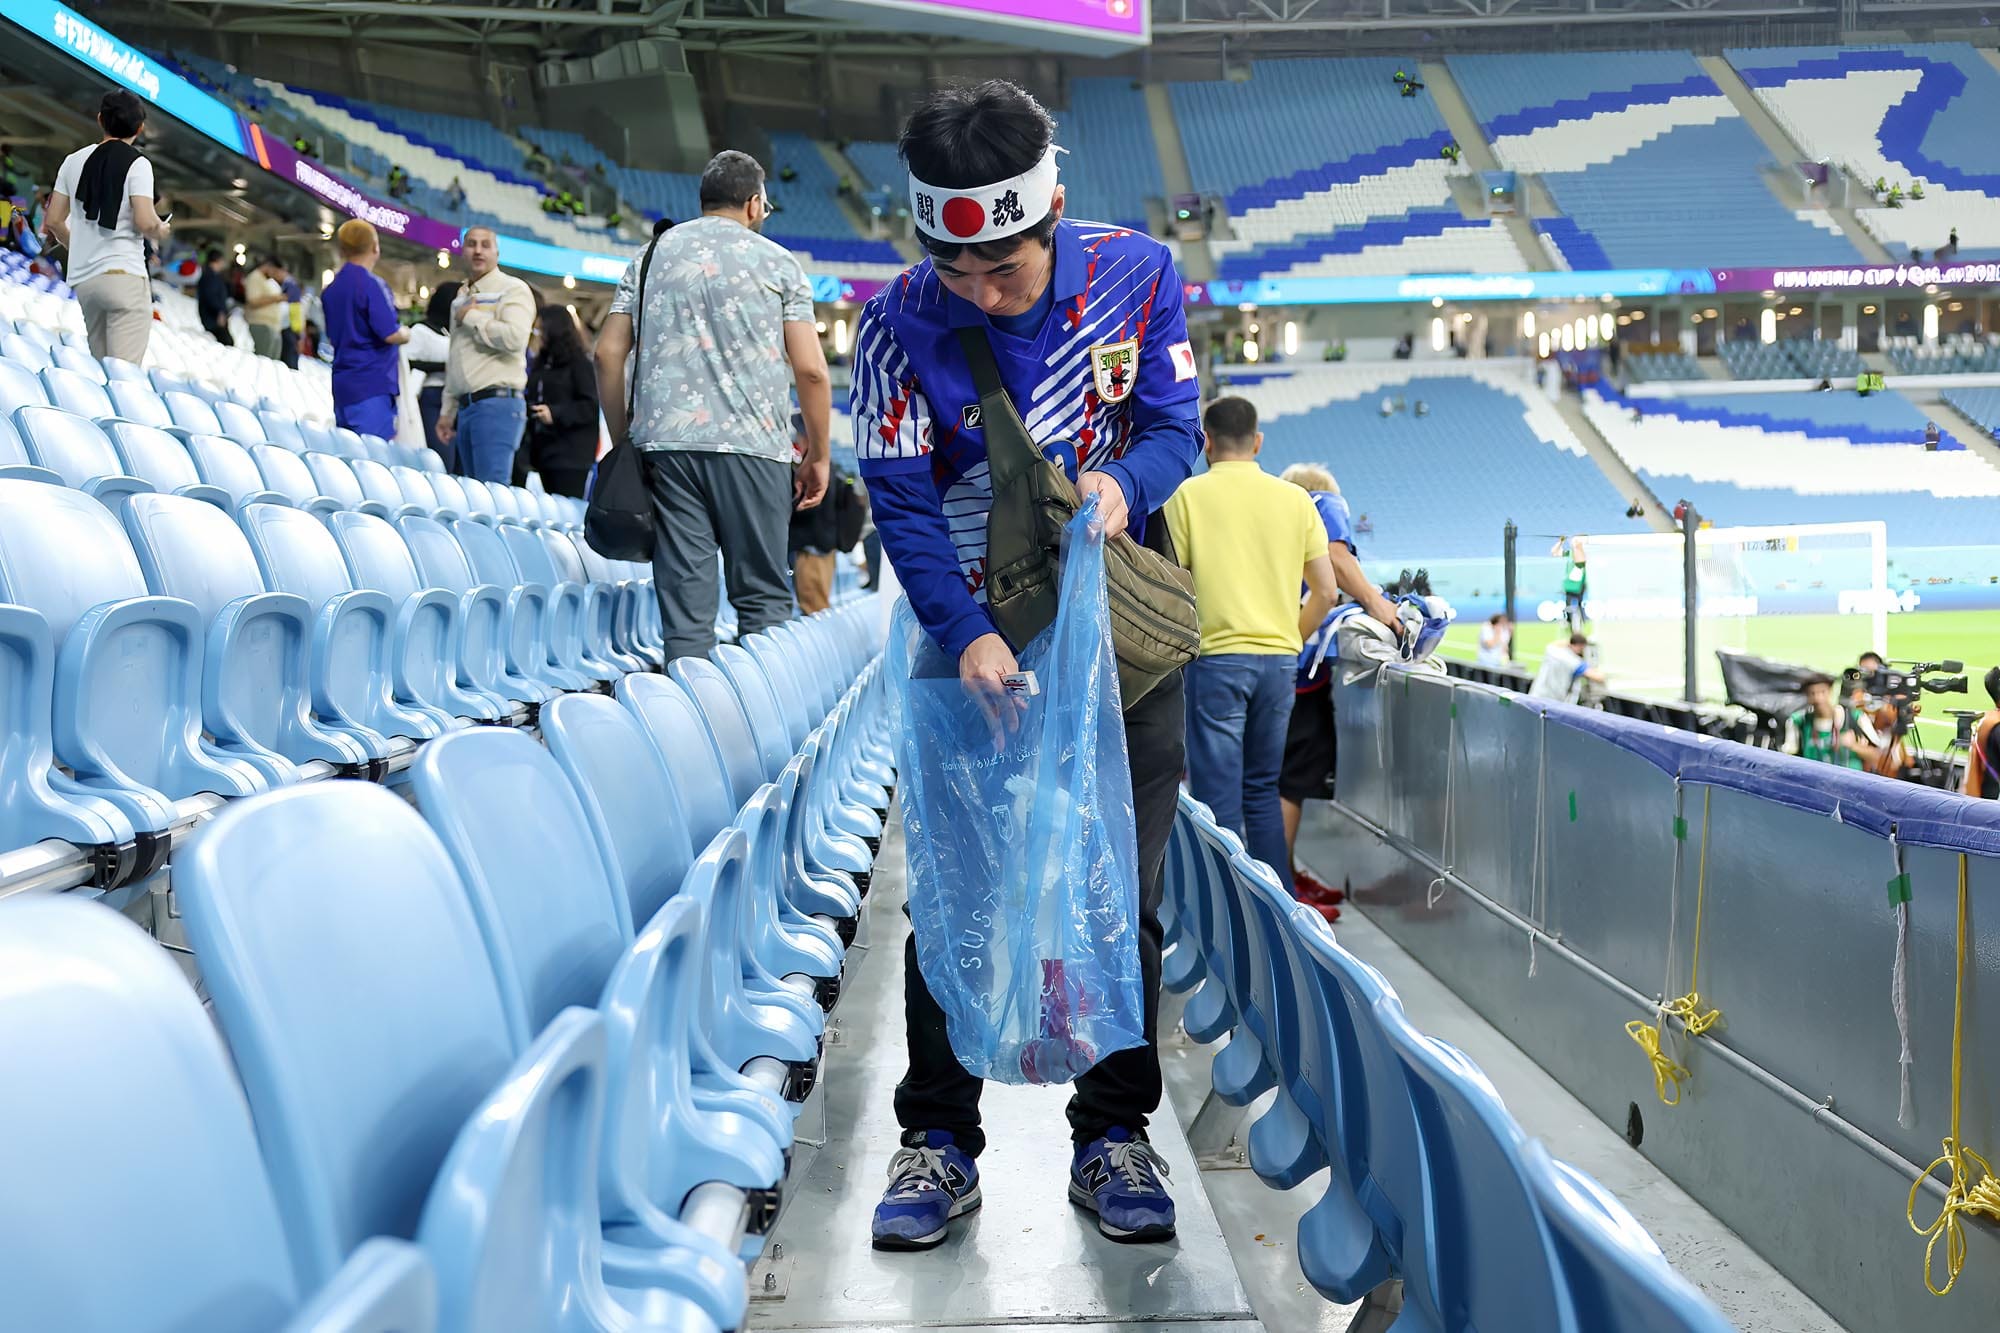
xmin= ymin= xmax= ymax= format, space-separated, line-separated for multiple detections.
xmin=1560 ymin=324 xmax=1574 ymax=352
xmin=1283 ymin=322 xmax=1299 ymax=356
xmin=1431 ymin=317 xmax=1446 ymax=351
xmin=833 ymin=318 xmax=851 ymax=356
xmin=1924 ymin=304 xmax=1940 ymax=341
xmin=1760 ymin=309 xmax=1777 ymax=344
xmin=1598 ymin=312 xmax=1615 ymax=340
xmin=1242 ymin=338 xmax=1260 ymax=363
xmin=1539 ymin=331 xmax=1551 ymax=358
xmin=1521 ymin=311 xmax=1535 ymax=338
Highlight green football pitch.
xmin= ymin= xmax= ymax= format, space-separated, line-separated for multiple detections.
xmin=1441 ymin=609 xmax=2000 ymax=748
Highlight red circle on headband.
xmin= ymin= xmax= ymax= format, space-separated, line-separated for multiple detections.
xmin=942 ymin=196 xmax=986 ymax=238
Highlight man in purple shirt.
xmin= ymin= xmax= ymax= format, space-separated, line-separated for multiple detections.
xmin=319 ymin=219 xmax=407 ymax=439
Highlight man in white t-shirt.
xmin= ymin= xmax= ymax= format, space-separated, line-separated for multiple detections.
xmin=42 ymin=90 xmax=170 ymax=365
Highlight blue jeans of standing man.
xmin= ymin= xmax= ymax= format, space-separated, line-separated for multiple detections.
xmin=1185 ymin=653 xmax=1297 ymax=891
xmin=456 ymin=395 xmax=526 ymax=485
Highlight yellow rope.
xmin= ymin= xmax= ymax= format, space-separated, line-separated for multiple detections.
xmin=1628 ymin=787 xmax=1725 ymax=1106
xmin=1907 ymin=853 xmax=2000 ymax=1297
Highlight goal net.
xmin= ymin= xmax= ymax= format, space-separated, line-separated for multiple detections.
xmin=1572 ymin=521 xmax=1889 ymax=701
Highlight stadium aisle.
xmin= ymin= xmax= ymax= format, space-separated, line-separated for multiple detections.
xmin=749 ymin=811 xmax=1263 ymax=1333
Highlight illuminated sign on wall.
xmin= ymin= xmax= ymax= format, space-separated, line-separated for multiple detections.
xmin=790 ymin=0 xmax=1145 ymax=54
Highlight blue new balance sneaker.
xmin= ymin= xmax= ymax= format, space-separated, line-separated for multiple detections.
xmin=871 ymin=1130 xmax=981 ymax=1250
xmin=1069 ymin=1127 xmax=1176 ymax=1243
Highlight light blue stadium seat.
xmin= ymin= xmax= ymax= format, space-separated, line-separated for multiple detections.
xmin=147 ymin=366 xmax=190 ymax=397
xmin=426 ymin=470 xmax=472 ymax=519
xmin=214 ymin=397 xmax=268 ymax=444
xmin=48 ymin=342 xmax=105 ymax=382
xmin=182 ymin=431 xmax=288 ymax=509
xmin=174 ymin=781 xmax=724 ymax=1333
xmin=0 ymin=604 xmax=138 ymax=861
xmin=0 ymin=356 xmax=48 ymax=414
xmin=1227 ymin=851 xmax=1323 ymax=1189
xmin=414 ymin=446 xmax=446 ymax=473
xmin=1174 ymin=803 xmax=1247 ymax=1046
xmin=390 ymin=464 xmax=441 ymax=513
xmin=737 ymin=769 xmax=852 ymax=967
xmin=542 ymin=691 xmax=800 ymax=1151
xmin=260 ymin=409 xmax=308 ymax=451
xmin=742 ymin=636 xmax=814 ymax=751
xmin=1381 ymin=1007 xmax=1575 ymax=1332
xmin=540 ymin=527 xmax=642 ymax=672
xmin=1522 ymin=1140 xmax=1736 ymax=1332
xmin=107 ymin=378 xmax=174 ymax=429
xmin=0 ymin=409 xmax=61 ymax=486
xmin=451 ymin=515 xmax=594 ymax=693
xmin=0 ymin=896 xmax=441 ymax=1333
xmin=1201 ymin=824 xmax=1278 ymax=1108
xmin=499 ymin=522 xmax=619 ymax=683
xmin=238 ymin=501 xmax=454 ymax=742
xmin=0 ymin=332 xmax=51 ymax=370
xmin=299 ymin=419 xmax=338 ymax=454
xmin=165 ymin=388 xmax=224 ymax=436
xmin=252 ymin=442 xmax=339 ymax=513
xmin=409 ymin=724 xmax=784 ymax=1284
xmin=397 ymin=513 xmax=550 ymax=706
xmin=14 ymin=404 xmax=147 ymax=502
xmin=668 ymin=658 xmax=776 ymax=811
xmin=713 ymin=643 xmax=795 ymax=783
xmin=0 ymin=478 xmax=265 ymax=835
xmin=326 ymin=509 xmax=509 ymax=723
xmin=100 ymin=355 xmax=146 ymax=382
xmin=305 ymin=452 xmax=377 ymax=514
xmin=122 ymin=491 xmax=385 ymax=773
xmin=565 ymin=531 xmax=651 ymax=672
xmin=349 ymin=455 xmax=418 ymax=516
xmin=40 ymin=364 xmax=114 ymax=419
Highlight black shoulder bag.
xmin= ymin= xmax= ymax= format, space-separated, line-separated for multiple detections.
xmin=585 ymin=235 xmax=662 ymax=562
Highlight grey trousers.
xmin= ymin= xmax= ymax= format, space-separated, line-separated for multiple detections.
xmin=73 ymin=272 xmax=151 ymax=365
xmin=642 ymin=448 xmax=795 ymax=662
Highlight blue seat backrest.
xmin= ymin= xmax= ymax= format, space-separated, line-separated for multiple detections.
xmin=165 ymin=390 xmax=223 ymax=436
xmin=540 ymin=529 xmax=589 ymax=585
xmin=0 ymin=478 xmax=150 ymax=644
xmin=299 ymin=420 xmax=338 ymax=455
xmin=399 ymin=514 xmax=478 ymax=593
xmin=0 ymin=357 xmax=48 ymax=414
xmin=618 ymin=673 xmax=744 ymax=852
xmin=390 ymin=466 xmax=439 ymax=512
xmin=327 ymin=510 xmax=424 ymax=601
xmin=122 ymin=491 xmax=270 ymax=620
xmin=48 ymin=344 xmax=104 ymax=382
xmin=175 ymin=781 xmax=517 ymax=1289
xmin=106 ymin=380 xmax=173 ymax=430
xmin=182 ymin=432 xmax=270 ymax=505
xmin=251 ymin=442 xmax=322 ymax=506
xmin=103 ymin=421 xmax=204 ymax=495
xmin=486 ymin=485 xmax=522 ymax=520
xmin=541 ymin=691 xmax=699 ymax=935
xmin=238 ymin=502 xmax=358 ymax=609
xmin=330 ymin=426 xmax=367 ymax=459
xmin=259 ymin=411 xmax=307 ymax=451
xmin=40 ymin=366 xmax=114 ymax=420
xmin=449 ymin=517 xmax=525 ymax=589
xmin=0 ymin=413 xmax=29 ymax=469
xmin=668 ymin=658 xmax=768 ymax=810
xmin=305 ymin=452 xmax=368 ymax=511
xmin=410 ymin=728 xmax=629 ymax=1049
xmin=427 ymin=471 xmax=471 ymax=515
xmin=499 ymin=523 xmax=560 ymax=584
xmin=0 ymin=334 xmax=50 ymax=371
xmin=213 ymin=399 xmax=268 ymax=444
xmin=147 ymin=368 xmax=190 ymax=397
xmin=100 ymin=355 xmax=144 ymax=382
xmin=349 ymin=457 xmax=409 ymax=513
xmin=714 ymin=644 xmax=793 ymax=783
xmin=458 ymin=478 xmax=497 ymax=518
xmin=0 ymin=898 xmax=303 ymax=1330
xmin=14 ymin=405 xmax=126 ymax=489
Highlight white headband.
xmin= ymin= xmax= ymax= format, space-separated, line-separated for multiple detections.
xmin=909 ymin=146 xmax=1062 ymax=245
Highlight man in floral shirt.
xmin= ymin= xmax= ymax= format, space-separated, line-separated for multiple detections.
xmin=596 ymin=149 xmax=831 ymax=660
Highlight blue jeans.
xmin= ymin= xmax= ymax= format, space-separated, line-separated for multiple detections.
xmin=456 ymin=395 xmax=525 ymax=484
xmin=1185 ymin=653 xmax=1296 ymax=891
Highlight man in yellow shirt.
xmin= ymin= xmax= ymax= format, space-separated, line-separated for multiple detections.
xmin=1165 ymin=396 xmax=1341 ymax=891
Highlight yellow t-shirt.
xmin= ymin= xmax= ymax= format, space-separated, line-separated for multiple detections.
xmin=1164 ymin=460 xmax=1327 ymax=657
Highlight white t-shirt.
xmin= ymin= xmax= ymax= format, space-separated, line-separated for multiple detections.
xmin=52 ymin=144 xmax=155 ymax=286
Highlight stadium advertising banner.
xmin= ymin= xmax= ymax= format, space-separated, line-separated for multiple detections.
xmin=0 ymin=0 xmax=246 ymax=154
xmin=790 ymin=0 xmax=1145 ymax=55
xmin=1214 ymin=268 xmax=1721 ymax=307
xmin=245 ymin=125 xmax=464 ymax=255
xmin=1715 ymin=262 xmax=2000 ymax=293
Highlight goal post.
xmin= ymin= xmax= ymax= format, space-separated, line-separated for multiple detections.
xmin=1570 ymin=520 xmax=1890 ymax=703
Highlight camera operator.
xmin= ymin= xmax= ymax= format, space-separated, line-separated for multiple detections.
xmin=1961 ymin=667 xmax=2000 ymax=799
xmin=1788 ymin=673 xmax=1880 ymax=770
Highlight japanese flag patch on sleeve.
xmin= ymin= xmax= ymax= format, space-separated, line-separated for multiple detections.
xmin=1169 ymin=340 xmax=1197 ymax=382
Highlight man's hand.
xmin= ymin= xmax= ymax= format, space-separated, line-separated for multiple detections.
xmin=1076 ymin=470 xmax=1129 ymax=540
xmin=960 ymin=632 xmax=1026 ymax=752
xmin=794 ymin=455 xmax=829 ymax=511
xmin=436 ymin=414 xmax=456 ymax=445
xmin=529 ymin=403 xmax=553 ymax=427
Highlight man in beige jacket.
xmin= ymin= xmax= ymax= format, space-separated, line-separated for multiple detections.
xmin=437 ymin=225 xmax=535 ymax=484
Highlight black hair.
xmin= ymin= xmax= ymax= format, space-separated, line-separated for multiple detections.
xmin=536 ymin=303 xmax=584 ymax=365
xmin=99 ymin=90 xmax=147 ymax=140
xmin=699 ymin=151 xmax=765 ymax=211
xmin=1202 ymin=396 xmax=1258 ymax=453
xmin=423 ymin=280 xmax=461 ymax=333
xmin=203 ymin=247 xmax=224 ymax=265
xmin=899 ymin=80 xmax=1059 ymax=263
xmin=1859 ymin=651 xmax=1885 ymax=668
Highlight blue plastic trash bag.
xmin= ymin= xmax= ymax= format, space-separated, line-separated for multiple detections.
xmin=884 ymin=500 xmax=1145 ymax=1085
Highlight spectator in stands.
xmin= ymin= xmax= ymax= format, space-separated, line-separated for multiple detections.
xmin=1925 ymin=420 xmax=1942 ymax=450
xmin=789 ymin=415 xmax=866 ymax=615
xmin=437 ymin=227 xmax=535 ymax=485
xmin=407 ymin=281 xmax=459 ymax=470
xmin=1787 ymin=673 xmax=1877 ymax=769
xmin=595 ymin=149 xmax=828 ymax=661
xmin=280 ymin=272 xmax=305 ymax=369
xmin=1477 ymin=612 xmax=1513 ymax=666
xmin=1555 ymin=534 xmax=1588 ymax=630
xmin=196 ymin=247 xmax=233 ymax=345
xmin=851 ymin=79 xmax=1200 ymax=1253
xmin=1276 ymin=461 xmax=1400 ymax=914
xmin=387 ymin=166 xmax=410 ymax=201
xmin=522 ymin=304 xmax=599 ymax=498
xmin=447 ymin=176 xmax=467 ymax=213
xmin=1355 ymin=512 xmax=1373 ymax=535
xmin=1961 ymin=666 xmax=2000 ymax=799
xmin=243 ymin=256 xmax=289 ymax=359
xmin=41 ymin=90 xmax=171 ymax=365
xmin=1530 ymin=632 xmax=1606 ymax=704
xmin=299 ymin=319 xmax=320 ymax=361
xmin=1949 ymin=226 xmax=1959 ymax=254
xmin=320 ymin=219 xmax=410 ymax=440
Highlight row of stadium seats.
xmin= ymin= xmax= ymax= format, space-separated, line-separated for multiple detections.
xmin=4 ymin=599 xmax=893 ymax=1332
xmin=1625 ymin=350 xmax=1705 ymax=382
xmin=1890 ymin=341 xmax=2000 ymax=375
xmin=1640 ymin=386 xmax=1961 ymax=447
xmin=1054 ymin=78 xmax=1169 ymax=236
xmin=1163 ymin=794 xmax=1733 ymax=1332
xmin=1716 ymin=337 xmax=1863 ymax=381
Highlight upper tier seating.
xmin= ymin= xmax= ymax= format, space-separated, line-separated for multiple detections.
xmin=1589 ymin=385 xmax=2000 ymax=542
xmin=1729 ymin=43 xmax=2000 ymax=258
xmin=1450 ymin=51 xmax=1863 ymax=269
xmin=1717 ymin=337 xmax=1867 ymax=380
xmin=1054 ymin=78 xmax=1167 ymax=234
xmin=1626 ymin=350 xmax=1705 ymax=382
xmin=1220 ymin=362 xmax=1625 ymax=559
xmin=1172 ymin=58 xmax=1527 ymax=280
xmin=764 ymin=133 xmax=909 ymax=271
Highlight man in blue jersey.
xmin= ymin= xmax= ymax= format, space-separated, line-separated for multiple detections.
xmin=853 ymin=80 xmax=1202 ymax=1252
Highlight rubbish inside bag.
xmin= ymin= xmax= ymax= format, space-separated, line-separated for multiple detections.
xmin=885 ymin=499 xmax=1147 ymax=1085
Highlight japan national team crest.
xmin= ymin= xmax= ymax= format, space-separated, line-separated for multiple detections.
xmin=1089 ymin=338 xmax=1139 ymax=404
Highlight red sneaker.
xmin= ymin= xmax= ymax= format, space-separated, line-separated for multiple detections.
xmin=1308 ymin=901 xmax=1342 ymax=923
xmin=1293 ymin=867 xmax=1345 ymax=906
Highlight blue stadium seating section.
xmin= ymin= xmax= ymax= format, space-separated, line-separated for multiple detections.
xmin=1941 ymin=386 xmax=2000 ymax=438
xmin=765 ymin=133 xmax=905 ymax=266
xmin=1626 ymin=351 xmax=1704 ymax=382
xmin=1642 ymin=388 xmax=1959 ymax=447
xmin=1450 ymin=51 xmax=1863 ymax=269
xmin=845 ymin=140 xmax=904 ymax=194
xmin=1054 ymin=78 xmax=1166 ymax=234
xmin=1718 ymin=338 xmax=1866 ymax=380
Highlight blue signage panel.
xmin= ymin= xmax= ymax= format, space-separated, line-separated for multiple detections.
xmin=1210 ymin=268 xmax=1719 ymax=307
